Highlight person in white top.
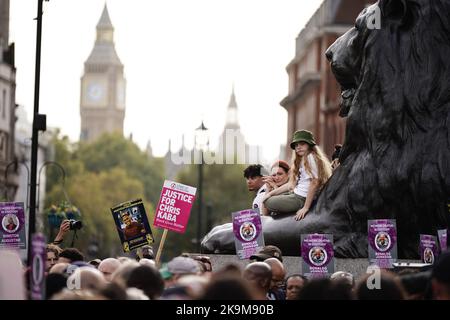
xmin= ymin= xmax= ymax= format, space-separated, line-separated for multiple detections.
xmin=243 ymin=164 xmax=268 ymax=213
xmin=263 ymin=130 xmax=332 ymax=221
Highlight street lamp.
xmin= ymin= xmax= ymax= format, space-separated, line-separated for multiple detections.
xmin=195 ymin=121 xmax=208 ymax=253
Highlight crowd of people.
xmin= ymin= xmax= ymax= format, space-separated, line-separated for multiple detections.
xmin=1 ymin=241 xmax=449 ymax=300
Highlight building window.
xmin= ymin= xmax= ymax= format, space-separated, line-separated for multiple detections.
xmin=0 ymin=131 xmax=7 ymax=161
xmin=2 ymin=89 xmax=6 ymax=119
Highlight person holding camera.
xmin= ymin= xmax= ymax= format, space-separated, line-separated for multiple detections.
xmin=51 ymin=219 xmax=83 ymax=246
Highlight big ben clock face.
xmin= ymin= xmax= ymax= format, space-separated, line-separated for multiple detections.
xmin=87 ymin=83 xmax=104 ymax=102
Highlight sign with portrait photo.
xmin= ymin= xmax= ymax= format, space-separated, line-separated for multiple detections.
xmin=111 ymin=199 xmax=154 ymax=252
xmin=0 ymin=202 xmax=26 ymax=249
xmin=30 ymin=233 xmax=46 ymax=300
xmin=153 ymin=180 xmax=197 ymax=233
xmin=437 ymin=229 xmax=448 ymax=252
xmin=368 ymin=219 xmax=398 ymax=268
xmin=232 ymin=209 xmax=264 ymax=260
xmin=301 ymin=234 xmax=334 ymax=278
xmin=420 ymin=234 xmax=439 ymax=264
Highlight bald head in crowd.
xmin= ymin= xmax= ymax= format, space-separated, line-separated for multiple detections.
xmin=98 ymin=258 xmax=121 ymax=282
xmin=243 ymin=262 xmax=272 ymax=300
xmin=264 ymin=258 xmax=286 ymax=291
xmin=67 ymin=267 xmax=106 ymax=291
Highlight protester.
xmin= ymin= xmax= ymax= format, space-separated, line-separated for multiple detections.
xmin=243 ymin=164 xmax=268 ymax=212
xmin=431 ymin=252 xmax=450 ymax=300
xmin=49 ymin=262 xmax=69 ymax=275
xmin=285 ymin=274 xmax=307 ymax=300
xmin=249 ymin=245 xmax=283 ymax=263
xmin=46 ymin=244 xmax=63 ymax=272
xmin=263 ymin=130 xmax=332 ymax=220
xmin=242 ymin=262 xmax=272 ymax=300
xmin=58 ymin=248 xmax=85 ymax=263
xmin=45 ymin=273 xmax=68 ymax=299
xmin=98 ymin=258 xmax=121 ymax=282
xmin=261 ymin=161 xmax=290 ymax=215
xmin=264 ymin=258 xmax=286 ymax=300
xmin=126 ymin=265 xmax=164 ymax=299
xmin=355 ymin=271 xmax=406 ymax=300
xmin=0 ymin=250 xmax=25 ymax=300
xmin=199 ymin=275 xmax=255 ymax=300
xmin=66 ymin=266 xmax=107 ymax=292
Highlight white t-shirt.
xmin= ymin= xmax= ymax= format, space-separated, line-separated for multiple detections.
xmin=294 ymin=154 xmax=318 ymax=197
xmin=252 ymin=185 xmax=266 ymax=213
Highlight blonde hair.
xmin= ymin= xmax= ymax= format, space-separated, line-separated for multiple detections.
xmin=290 ymin=145 xmax=332 ymax=190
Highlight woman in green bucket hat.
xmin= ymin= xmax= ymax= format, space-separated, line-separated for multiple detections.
xmin=262 ymin=130 xmax=332 ymax=220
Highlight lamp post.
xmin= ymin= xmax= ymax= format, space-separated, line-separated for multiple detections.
xmin=195 ymin=121 xmax=208 ymax=253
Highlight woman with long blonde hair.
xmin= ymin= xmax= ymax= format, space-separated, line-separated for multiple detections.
xmin=262 ymin=130 xmax=332 ymax=221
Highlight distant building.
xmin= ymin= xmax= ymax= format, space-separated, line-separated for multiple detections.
xmin=216 ymin=88 xmax=263 ymax=164
xmin=281 ymin=0 xmax=368 ymax=159
xmin=0 ymin=0 xmax=18 ymax=200
xmin=80 ymin=4 xmax=126 ymax=143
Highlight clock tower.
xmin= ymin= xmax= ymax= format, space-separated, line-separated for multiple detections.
xmin=80 ymin=4 xmax=126 ymax=142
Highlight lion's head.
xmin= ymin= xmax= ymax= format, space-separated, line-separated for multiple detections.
xmin=322 ymin=0 xmax=450 ymax=257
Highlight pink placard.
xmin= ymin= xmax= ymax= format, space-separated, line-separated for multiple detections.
xmin=153 ymin=180 xmax=197 ymax=233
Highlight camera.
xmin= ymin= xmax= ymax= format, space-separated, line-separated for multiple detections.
xmin=69 ymin=219 xmax=83 ymax=230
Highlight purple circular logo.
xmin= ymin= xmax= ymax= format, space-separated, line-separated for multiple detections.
xmin=308 ymin=246 xmax=327 ymax=266
xmin=240 ymin=222 xmax=256 ymax=242
xmin=2 ymin=214 xmax=20 ymax=234
xmin=374 ymin=232 xmax=391 ymax=252
xmin=423 ymin=248 xmax=434 ymax=264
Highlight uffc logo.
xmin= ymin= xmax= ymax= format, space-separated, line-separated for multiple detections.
xmin=170 ymin=129 xmax=261 ymax=165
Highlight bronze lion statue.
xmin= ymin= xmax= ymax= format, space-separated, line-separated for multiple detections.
xmin=202 ymin=0 xmax=450 ymax=258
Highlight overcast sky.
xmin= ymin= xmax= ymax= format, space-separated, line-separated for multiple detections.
xmin=9 ymin=0 xmax=323 ymax=163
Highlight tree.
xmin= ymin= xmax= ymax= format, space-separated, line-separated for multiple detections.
xmin=159 ymin=163 xmax=253 ymax=260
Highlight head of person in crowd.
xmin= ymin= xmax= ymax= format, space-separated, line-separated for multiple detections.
xmin=167 ymin=256 xmax=200 ymax=281
xmin=67 ymin=266 xmax=107 ymax=292
xmin=139 ymin=258 xmax=156 ymax=268
xmin=297 ymin=278 xmax=352 ymax=300
xmin=111 ymin=260 xmax=140 ymax=288
xmin=264 ymin=258 xmax=286 ymax=293
xmin=98 ymin=258 xmax=121 ymax=282
xmin=46 ymin=244 xmax=62 ymax=272
xmin=331 ymin=271 xmax=354 ymax=287
xmin=117 ymin=256 xmax=133 ymax=264
xmin=49 ymin=262 xmax=69 ymax=275
xmin=249 ymin=245 xmax=283 ymax=263
xmin=136 ymin=245 xmax=155 ymax=261
xmin=243 ymin=164 xmax=266 ymax=192
xmin=45 ymin=273 xmax=68 ymax=300
xmin=177 ymin=275 xmax=209 ymax=299
xmin=285 ymin=274 xmax=307 ymax=300
xmin=331 ymin=144 xmax=342 ymax=170
xmin=243 ymin=262 xmax=272 ymax=300
xmin=98 ymin=282 xmax=128 ymax=300
xmin=290 ymin=130 xmax=332 ymax=190
xmin=58 ymin=247 xmax=84 ymax=263
xmin=88 ymin=259 xmax=102 ymax=269
xmin=270 ymin=160 xmax=290 ymax=187
xmin=126 ymin=265 xmax=164 ymax=300
xmin=431 ymin=252 xmax=450 ymax=300
xmin=0 ymin=250 xmax=25 ymax=300
xmin=355 ymin=270 xmax=406 ymax=300
xmin=212 ymin=263 xmax=242 ymax=279
xmin=399 ymin=270 xmax=431 ymax=300
xmin=199 ymin=275 xmax=255 ymax=300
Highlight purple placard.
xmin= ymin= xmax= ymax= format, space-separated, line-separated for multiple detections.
xmin=437 ymin=229 xmax=447 ymax=252
xmin=30 ymin=233 xmax=46 ymax=300
xmin=368 ymin=219 xmax=397 ymax=268
xmin=420 ymin=234 xmax=439 ymax=264
xmin=0 ymin=202 xmax=26 ymax=249
xmin=232 ymin=209 xmax=264 ymax=260
xmin=301 ymin=234 xmax=334 ymax=279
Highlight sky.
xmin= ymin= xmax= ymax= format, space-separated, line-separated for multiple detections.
xmin=9 ymin=0 xmax=323 ymax=163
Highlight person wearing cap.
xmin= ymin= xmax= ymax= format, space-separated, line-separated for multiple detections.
xmin=249 ymin=245 xmax=283 ymax=263
xmin=243 ymin=164 xmax=268 ymax=212
xmin=263 ymin=130 xmax=332 ymax=221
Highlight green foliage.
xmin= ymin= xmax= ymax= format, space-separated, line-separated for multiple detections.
xmin=44 ymin=132 xmax=163 ymax=258
xmin=160 ymin=163 xmax=253 ymax=260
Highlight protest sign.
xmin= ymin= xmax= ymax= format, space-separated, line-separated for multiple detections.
xmin=111 ymin=199 xmax=154 ymax=252
xmin=368 ymin=219 xmax=397 ymax=268
xmin=232 ymin=209 xmax=264 ymax=259
xmin=437 ymin=229 xmax=448 ymax=252
xmin=0 ymin=202 xmax=26 ymax=249
xmin=153 ymin=180 xmax=196 ymax=233
xmin=30 ymin=233 xmax=46 ymax=300
xmin=420 ymin=234 xmax=439 ymax=264
xmin=301 ymin=234 xmax=334 ymax=278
